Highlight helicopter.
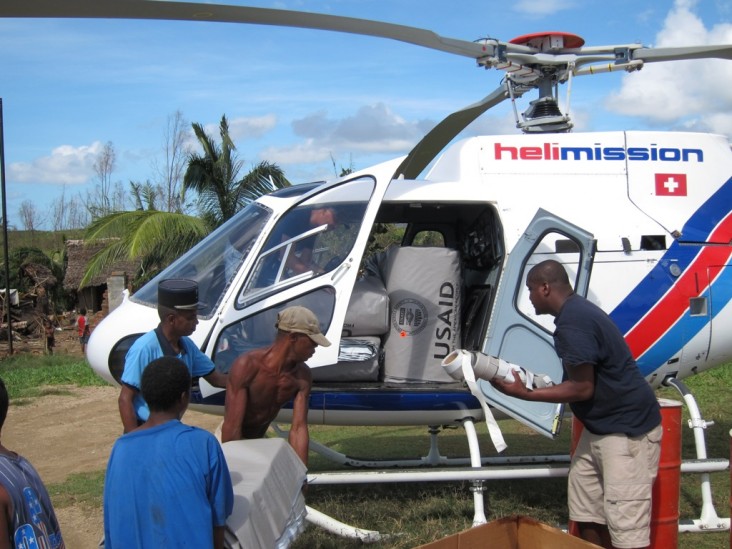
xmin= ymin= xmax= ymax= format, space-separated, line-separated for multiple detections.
xmin=2 ymin=0 xmax=731 ymax=542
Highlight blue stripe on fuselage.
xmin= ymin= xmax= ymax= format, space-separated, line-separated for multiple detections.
xmin=629 ymin=266 xmax=732 ymax=376
xmin=610 ymin=176 xmax=732 ymax=335
xmin=191 ymin=387 xmax=481 ymax=413
xmin=305 ymin=389 xmax=480 ymax=413
xmin=608 ymin=176 xmax=732 ymax=376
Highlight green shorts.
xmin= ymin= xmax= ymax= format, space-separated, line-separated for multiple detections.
xmin=568 ymin=424 xmax=662 ymax=549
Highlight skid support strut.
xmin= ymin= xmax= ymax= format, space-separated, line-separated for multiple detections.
xmin=664 ymin=377 xmax=730 ymax=533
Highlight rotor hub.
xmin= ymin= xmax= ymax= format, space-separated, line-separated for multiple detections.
xmin=509 ymin=31 xmax=585 ymax=50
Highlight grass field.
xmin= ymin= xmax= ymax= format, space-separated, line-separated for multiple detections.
xmin=0 ymin=354 xmax=729 ymax=548
xmin=293 ymin=364 xmax=732 ymax=548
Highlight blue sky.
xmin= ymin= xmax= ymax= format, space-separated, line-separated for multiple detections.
xmin=0 ymin=0 xmax=731 ymax=229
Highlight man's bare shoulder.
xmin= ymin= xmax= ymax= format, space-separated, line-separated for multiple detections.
xmin=228 ymin=348 xmax=269 ymax=382
xmin=292 ymin=361 xmax=313 ymax=388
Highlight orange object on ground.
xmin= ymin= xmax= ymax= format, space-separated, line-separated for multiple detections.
xmin=568 ymin=399 xmax=682 ymax=548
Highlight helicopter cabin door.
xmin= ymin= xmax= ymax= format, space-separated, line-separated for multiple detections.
xmin=208 ymin=171 xmax=393 ymax=381
xmin=479 ymin=208 xmax=595 ymax=438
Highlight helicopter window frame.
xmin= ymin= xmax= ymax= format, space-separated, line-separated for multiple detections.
xmin=513 ymin=228 xmax=589 ymax=336
xmin=212 ymin=286 xmax=337 ymax=374
xmin=237 ymin=176 xmax=378 ymax=309
xmin=128 ymin=201 xmax=273 ymax=320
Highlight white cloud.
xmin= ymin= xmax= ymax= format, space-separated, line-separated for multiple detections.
xmin=467 ymin=109 xmax=523 ymax=136
xmin=228 ymin=115 xmax=277 ymax=140
xmin=199 ymin=114 xmax=277 ymax=143
xmin=606 ymin=0 xmax=732 ymax=135
xmin=265 ymin=103 xmax=429 ymax=166
xmin=261 ymin=139 xmax=334 ymax=166
xmin=9 ymin=142 xmax=104 ymax=185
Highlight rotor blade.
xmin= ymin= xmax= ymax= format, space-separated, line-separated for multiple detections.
xmin=0 ymin=0 xmax=491 ymax=59
xmin=633 ymin=44 xmax=732 ymax=62
xmin=393 ymin=84 xmax=509 ymax=181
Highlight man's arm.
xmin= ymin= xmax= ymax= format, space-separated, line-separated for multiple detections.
xmin=284 ymin=246 xmax=315 ymax=275
xmin=213 ymin=525 xmax=225 ymax=549
xmin=209 ymin=436 xmax=234 ymax=549
xmin=188 ymin=341 xmax=228 ymax=388
xmin=221 ymin=359 xmax=250 ymax=443
xmin=119 ymin=335 xmax=155 ymax=431
xmin=0 ymin=485 xmax=12 ymax=549
xmin=203 ymin=369 xmax=228 ymax=389
xmin=492 ymin=362 xmax=595 ymax=403
xmin=288 ymin=374 xmax=312 ymax=466
xmin=118 ymin=384 xmax=140 ymax=433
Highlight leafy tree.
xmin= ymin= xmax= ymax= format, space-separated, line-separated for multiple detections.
xmin=364 ymin=223 xmax=405 ymax=260
xmin=184 ymin=115 xmax=290 ymax=228
xmin=330 ymin=153 xmax=354 ymax=178
xmin=80 ymin=113 xmax=291 ymax=289
xmin=130 ymin=180 xmax=163 ymax=211
xmin=0 ymin=246 xmax=68 ymax=311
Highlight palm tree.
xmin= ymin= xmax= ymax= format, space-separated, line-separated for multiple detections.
xmin=79 ymin=114 xmax=291 ymax=289
xmin=184 ymin=115 xmax=290 ymax=228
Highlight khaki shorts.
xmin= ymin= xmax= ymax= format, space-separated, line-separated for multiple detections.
xmin=568 ymin=424 xmax=662 ymax=549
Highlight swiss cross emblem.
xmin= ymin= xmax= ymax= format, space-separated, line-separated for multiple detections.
xmin=655 ymin=173 xmax=687 ymax=196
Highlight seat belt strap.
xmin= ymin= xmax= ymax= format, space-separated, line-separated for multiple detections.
xmin=460 ymin=350 xmax=507 ymax=453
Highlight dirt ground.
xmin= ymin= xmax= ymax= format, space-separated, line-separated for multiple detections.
xmin=2 ymin=327 xmax=222 ymax=548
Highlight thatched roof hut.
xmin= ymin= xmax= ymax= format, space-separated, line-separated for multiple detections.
xmin=64 ymin=240 xmax=139 ymax=312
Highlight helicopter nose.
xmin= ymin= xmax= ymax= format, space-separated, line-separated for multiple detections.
xmin=85 ymin=299 xmax=160 ymax=387
xmin=85 ymin=324 xmax=119 ymax=386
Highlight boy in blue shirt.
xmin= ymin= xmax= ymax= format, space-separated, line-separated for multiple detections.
xmin=105 ymin=356 xmax=233 ymax=549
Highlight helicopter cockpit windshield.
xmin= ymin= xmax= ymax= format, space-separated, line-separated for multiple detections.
xmin=130 ymin=202 xmax=272 ymax=318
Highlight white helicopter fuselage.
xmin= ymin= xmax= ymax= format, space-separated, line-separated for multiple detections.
xmin=87 ymin=129 xmax=732 ymax=434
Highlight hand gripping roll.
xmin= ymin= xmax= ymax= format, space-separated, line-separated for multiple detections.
xmin=442 ymin=350 xmax=554 ymax=390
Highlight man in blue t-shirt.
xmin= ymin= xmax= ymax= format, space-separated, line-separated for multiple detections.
xmin=105 ymin=356 xmax=233 ymax=549
xmin=119 ymin=279 xmax=228 ymax=433
xmin=492 ymin=260 xmax=661 ymax=549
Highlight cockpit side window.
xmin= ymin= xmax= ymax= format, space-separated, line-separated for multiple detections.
xmin=240 ymin=178 xmax=375 ymax=303
xmin=214 ymin=287 xmax=335 ymax=373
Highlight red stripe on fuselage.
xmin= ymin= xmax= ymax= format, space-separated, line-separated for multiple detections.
xmin=625 ymin=215 xmax=732 ymax=359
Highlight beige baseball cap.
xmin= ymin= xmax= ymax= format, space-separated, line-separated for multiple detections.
xmin=276 ymin=306 xmax=331 ymax=347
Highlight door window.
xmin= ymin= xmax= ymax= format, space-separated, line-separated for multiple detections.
xmin=241 ymin=178 xmax=375 ymax=302
xmin=213 ymin=287 xmax=336 ymax=373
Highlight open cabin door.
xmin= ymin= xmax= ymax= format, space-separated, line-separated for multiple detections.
xmin=480 ymin=208 xmax=595 ymax=438
xmin=206 ymin=172 xmax=392 ymax=378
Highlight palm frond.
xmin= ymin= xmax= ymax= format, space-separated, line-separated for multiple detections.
xmin=238 ymin=161 xmax=291 ymax=204
xmin=80 ymin=210 xmax=210 ymax=288
xmin=79 ymin=238 xmax=136 ymax=288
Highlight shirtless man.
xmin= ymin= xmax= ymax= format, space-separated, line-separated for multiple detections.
xmin=221 ymin=306 xmax=331 ymax=465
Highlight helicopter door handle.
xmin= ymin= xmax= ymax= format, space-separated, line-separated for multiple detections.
xmin=330 ymin=258 xmax=352 ymax=284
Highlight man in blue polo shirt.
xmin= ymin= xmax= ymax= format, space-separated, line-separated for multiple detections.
xmin=118 ymin=279 xmax=228 ymax=433
xmin=492 ymin=260 xmax=661 ymax=549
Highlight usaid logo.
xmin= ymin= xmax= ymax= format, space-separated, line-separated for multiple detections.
xmin=392 ymin=299 xmax=428 ymax=337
